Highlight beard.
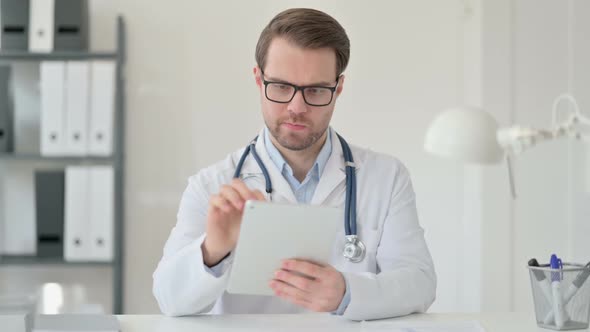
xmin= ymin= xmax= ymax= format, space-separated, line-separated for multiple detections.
xmin=266 ymin=117 xmax=328 ymax=151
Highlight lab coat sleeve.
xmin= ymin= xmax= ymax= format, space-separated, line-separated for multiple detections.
xmin=152 ymin=173 xmax=232 ymax=316
xmin=332 ymin=279 xmax=351 ymax=315
xmin=341 ymin=164 xmax=437 ymax=321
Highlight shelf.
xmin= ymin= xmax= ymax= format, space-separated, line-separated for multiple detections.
xmin=0 ymin=14 xmax=126 ymax=314
xmin=0 ymin=51 xmax=118 ymax=61
xmin=0 ymin=153 xmax=115 ymax=163
xmin=0 ymin=255 xmax=115 ymax=266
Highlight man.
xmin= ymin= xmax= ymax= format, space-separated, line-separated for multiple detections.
xmin=153 ymin=8 xmax=436 ymax=321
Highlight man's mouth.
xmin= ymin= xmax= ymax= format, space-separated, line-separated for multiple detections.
xmin=282 ymin=122 xmax=307 ymax=131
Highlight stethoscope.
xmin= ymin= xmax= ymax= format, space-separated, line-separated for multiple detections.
xmin=233 ymin=133 xmax=366 ymax=263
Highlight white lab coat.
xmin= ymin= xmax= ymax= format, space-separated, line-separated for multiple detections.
xmin=152 ymin=129 xmax=436 ymax=321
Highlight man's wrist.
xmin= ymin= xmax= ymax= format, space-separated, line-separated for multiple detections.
xmin=201 ymin=239 xmax=229 ymax=267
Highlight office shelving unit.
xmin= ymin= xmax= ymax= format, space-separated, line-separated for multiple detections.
xmin=0 ymin=16 xmax=126 ymax=314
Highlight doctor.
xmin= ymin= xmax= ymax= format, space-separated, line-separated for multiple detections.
xmin=153 ymin=8 xmax=436 ymax=321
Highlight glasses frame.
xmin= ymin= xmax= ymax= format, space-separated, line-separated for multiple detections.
xmin=260 ymin=69 xmax=340 ymax=107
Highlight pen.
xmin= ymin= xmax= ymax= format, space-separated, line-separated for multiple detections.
xmin=549 ymin=254 xmax=566 ymax=328
xmin=544 ymin=261 xmax=590 ymax=324
xmin=528 ymin=258 xmax=554 ymax=307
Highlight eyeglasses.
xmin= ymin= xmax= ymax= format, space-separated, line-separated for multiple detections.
xmin=260 ymin=70 xmax=340 ymax=107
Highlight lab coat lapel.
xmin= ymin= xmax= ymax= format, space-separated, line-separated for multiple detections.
xmin=238 ymin=129 xmax=298 ymax=203
xmin=310 ymin=130 xmax=362 ymax=205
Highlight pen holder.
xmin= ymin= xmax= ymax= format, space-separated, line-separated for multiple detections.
xmin=528 ymin=263 xmax=590 ymax=330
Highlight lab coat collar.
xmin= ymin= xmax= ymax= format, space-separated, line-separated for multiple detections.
xmin=310 ymin=128 xmax=363 ymax=205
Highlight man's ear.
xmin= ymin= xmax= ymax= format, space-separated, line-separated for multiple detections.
xmin=254 ymin=66 xmax=262 ymax=88
xmin=335 ymin=75 xmax=345 ymax=96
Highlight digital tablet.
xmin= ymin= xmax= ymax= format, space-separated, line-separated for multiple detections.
xmin=227 ymin=200 xmax=341 ymax=296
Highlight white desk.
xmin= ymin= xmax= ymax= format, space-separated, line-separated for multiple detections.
xmin=116 ymin=313 xmax=590 ymax=331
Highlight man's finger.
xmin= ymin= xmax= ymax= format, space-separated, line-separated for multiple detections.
xmin=231 ymin=179 xmax=259 ymax=201
xmin=269 ymin=280 xmax=310 ymax=303
xmin=273 ymin=269 xmax=316 ymax=292
xmin=209 ymin=194 xmax=232 ymax=213
xmin=269 ymin=280 xmax=325 ymax=312
xmin=219 ymin=185 xmax=245 ymax=210
xmin=281 ymin=259 xmax=324 ymax=279
xmin=253 ymin=189 xmax=266 ymax=201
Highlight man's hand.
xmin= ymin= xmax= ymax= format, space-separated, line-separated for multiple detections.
xmin=269 ymin=259 xmax=346 ymax=312
xmin=202 ymin=179 xmax=266 ymax=267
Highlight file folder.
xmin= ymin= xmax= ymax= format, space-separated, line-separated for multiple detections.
xmin=89 ymin=166 xmax=114 ymax=261
xmin=53 ymin=0 xmax=88 ymax=51
xmin=0 ymin=65 xmax=12 ymax=153
xmin=65 ymin=61 xmax=89 ymax=156
xmin=89 ymin=61 xmax=115 ymax=156
xmin=28 ymin=0 xmax=54 ymax=52
xmin=35 ymin=170 xmax=65 ymax=258
xmin=0 ymin=0 xmax=30 ymax=50
xmin=64 ymin=166 xmax=90 ymax=261
xmin=40 ymin=61 xmax=66 ymax=156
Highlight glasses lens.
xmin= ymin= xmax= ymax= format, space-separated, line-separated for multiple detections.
xmin=266 ymin=83 xmax=295 ymax=102
xmin=303 ymin=87 xmax=333 ymax=106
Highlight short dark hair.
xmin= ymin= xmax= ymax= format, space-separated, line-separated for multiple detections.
xmin=255 ymin=8 xmax=350 ymax=76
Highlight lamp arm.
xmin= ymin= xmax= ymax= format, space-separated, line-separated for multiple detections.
xmin=552 ymin=93 xmax=581 ymax=125
xmin=498 ymin=94 xmax=590 ymax=154
xmin=497 ymin=126 xmax=556 ymax=154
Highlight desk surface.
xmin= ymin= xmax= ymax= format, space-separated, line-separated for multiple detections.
xmin=116 ymin=313 xmax=590 ymax=332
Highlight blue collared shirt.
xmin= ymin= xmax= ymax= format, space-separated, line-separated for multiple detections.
xmin=263 ymin=126 xmax=332 ymax=203
xmin=206 ymin=127 xmax=351 ymax=315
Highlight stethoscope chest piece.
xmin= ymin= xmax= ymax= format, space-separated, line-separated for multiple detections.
xmin=343 ymin=235 xmax=365 ymax=263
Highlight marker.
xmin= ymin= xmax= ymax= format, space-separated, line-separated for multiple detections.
xmin=549 ymin=254 xmax=566 ymax=328
xmin=544 ymin=261 xmax=590 ymax=325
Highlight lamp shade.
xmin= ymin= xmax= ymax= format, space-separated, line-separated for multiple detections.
xmin=424 ymin=106 xmax=504 ymax=164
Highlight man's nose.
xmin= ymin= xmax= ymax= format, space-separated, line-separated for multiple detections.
xmin=288 ymin=90 xmax=308 ymax=115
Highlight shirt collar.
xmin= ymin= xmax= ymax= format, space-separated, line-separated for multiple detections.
xmin=263 ymin=126 xmax=333 ymax=181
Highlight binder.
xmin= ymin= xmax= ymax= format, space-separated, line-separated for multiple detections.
xmin=53 ymin=0 xmax=88 ymax=51
xmin=0 ymin=164 xmax=5 ymax=254
xmin=0 ymin=65 xmax=12 ymax=153
xmin=0 ymin=0 xmax=30 ymax=50
xmin=64 ymin=61 xmax=89 ymax=156
xmin=89 ymin=61 xmax=115 ymax=156
xmin=11 ymin=63 xmax=41 ymax=154
xmin=64 ymin=166 xmax=90 ymax=261
xmin=40 ymin=61 xmax=66 ymax=156
xmin=28 ymin=0 xmax=54 ymax=52
xmin=88 ymin=166 xmax=114 ymax=261
xmin=2 ymin=164 xmax=37 ymax=255
xmin=35 ymin=170 xmax=65 ymax=258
